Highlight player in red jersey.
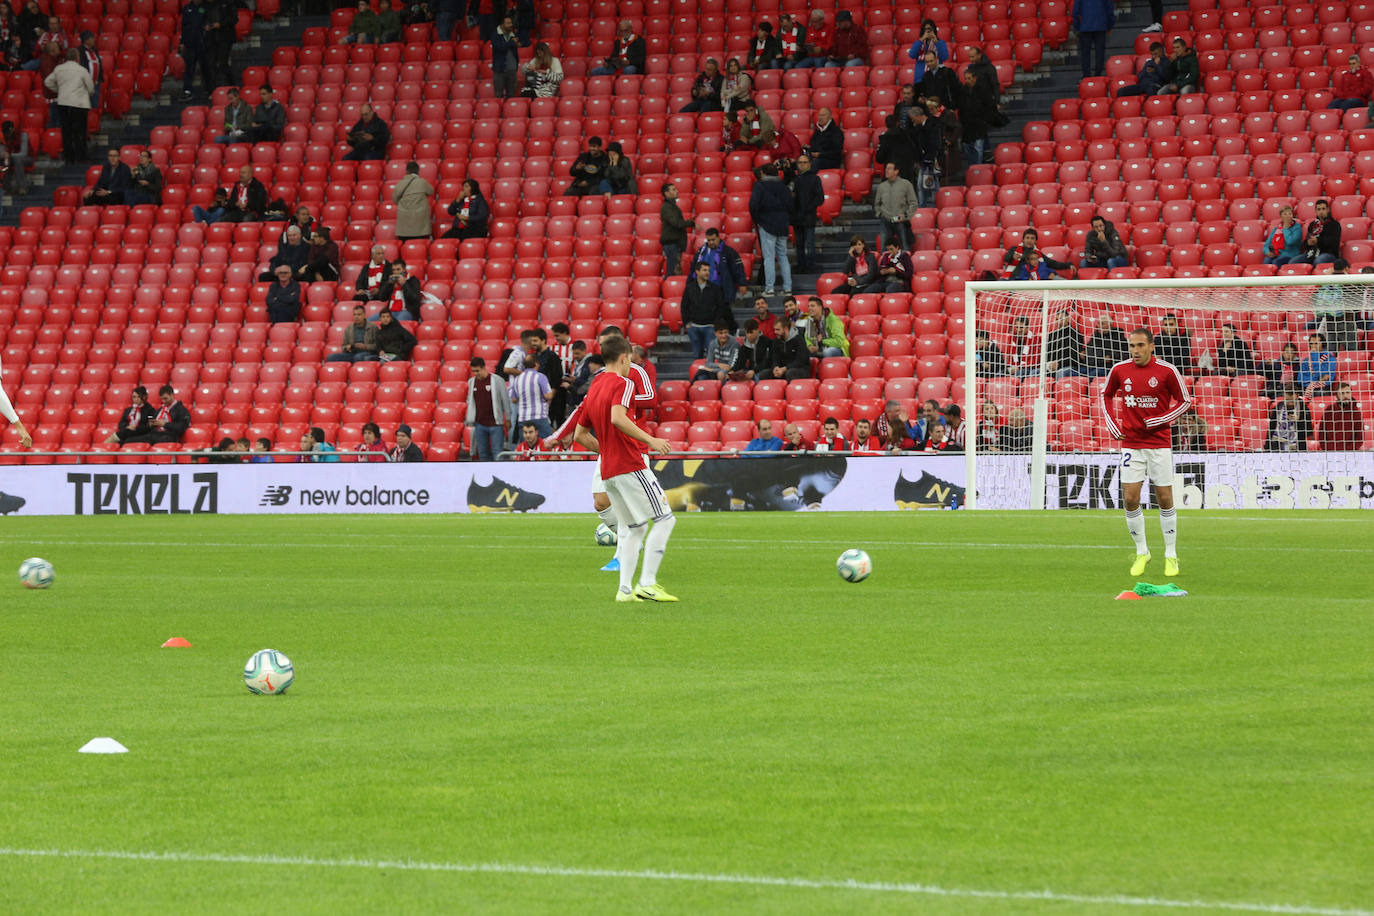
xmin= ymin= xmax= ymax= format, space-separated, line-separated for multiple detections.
xmin=547 ymin=327 xmax=656 ymax=572
xmin=573 ymin=335 xmax=677 ymax=603
xmin=1100 ymin=328 xmax=1192 ymax=577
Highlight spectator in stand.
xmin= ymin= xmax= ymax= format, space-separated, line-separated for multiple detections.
xmin=299 ymin=427 xmax=340 ymax=462
xmin=280 ymin=206 xmax=315 ymax=243
xmin=393 ymin=161 xmax=435 ymax=241
xmin=565 ymin=135 xmax=608 ymax=196
xmin=659 ymin=182 xmax=693 ymax=275
xmin=1311 ymin=259 xmax=1359 ymax=352
xmin=248 ymin=86 xmax=285 ymax=142
xmin=390 ymin=424 xmax=425 ymax=462
xmin=21 ymin=16 xmax=66 ymax=70
xmin=1014 ymin=249 xmax=1059 ymax=282
xmin=750 ymin=162 xmax=793 ymax=295
xmin=966 ymin=46 xmax=1001 ymax=104
xmin=520 ymin=41 xmax=563 ymax=98
xmin=691 ymin=227 xmax=747 ymax=302
xmin=490 ymin=14 xmax=520 ymax=99
xmin=123 ymin=150 xmax=163 ymax=206
xmin=1046 ymin=310 xmax=1085 ymax=378
xmin=46 ymin=48 xmax=92 ymax=164
xmin=15 ymin=1 xmax=44 ymax=60
xmin=466 ymin=356 xmax=513 ymax=461
xmin=790 ymin=154 xmax=823 ymax=272
xmin=918 ymin=50 xmax=959 ymax=109
xmin=525 ymin=328 xmax=563 ymax=418
xmin=1266 ymin=385 xmax=1312 ymax=451
xmin=682 ymin=58 xmax=723 ymax=112
xmin=815 ymin=417 xmax=847 ymax=452
xmin=751 ymin=297 xmax=777 ymax=337
xmin=250 ymin=437 xmax=273 ymax=461
xmin=974 ymin=328 xmax=1008 ymax=377
xmin=301 ymin=225 xmax=340 ymax=282
xmin=1155 ymin=313 xmax=1194 ymax=372
xmin=376 ymin=260 xmax=422 ymax=320
xmin=343 ymin=103 xmax=390 ymax=161
xmin=265 ymin=264 xmax=301 ymax=323
xmin=977 ymin=402 xmax=1003 ymax=452
xmin=1329 ymin=54 xmax=1373 ymax=111
xmin=341 ymin=0 xmax=381 ymax=44
xmin=908 ymin=19 xmax=948 ymax=82
xmin=875 ymin=400 xmax=917 ymax=449
xmin=0 ymin=6 xmax=18 ymax=67
xmin=877 ymin=239 xmax=913 ymax=292
xmin=804 ymin=296 xmax=848 ymax=358
xmin=226 ymin=164 xmax=267 ymax=222
xmin=1116 ymin=42 xmax=1168 ymax=97
xmin=1298 ymin=199 xmax=1341 ymax=266
xmin=105 ymin=386 xmax=156 ymax=445
xmin=353 ymin=245 xmax=391 ymax=300
xmin=376 ymin=0 xmax=403 ymax=42
xmin=2 ymin=121 xmax=31 ymax=195
xmin=1172 ymin=408 xmax=1207 ymax=451
xmin=681 ymin=262 xmax=729 ymax=358
xmin=1072 ymin=0 xmax=1114 ymax=81
xmin=893 ymin=85 xmax=920 ymax=127
xmin=1004 ymin=228 xmax=1072 ymax=278
xmin=1318 ymin=382 xmax=1364 ymax=450
xmin=924 ymin=93 xmax=962 ymax=181
xmin=1263 ymin=205 xmax=1303 ymax=265
xmin=508 ymin=355 xmax=554 ymax=440
xmin=1264 ymin=341 xmax=1302 ymax=397
xmin=732 ymin=318 xmax=774 ymax=380
xmin=358 ymin=422 xmax=388 ymax=461
xmin=1213 ymin=323 xmax=1254 ymax=377
xmin=442 ymin=179 xmax=489 ymax=239
xmin=738 ymin=100 xmax=777 ymax=148
xmin=775 ymin=13 xmax=805 ymax=69
xmin=374 ymin=308 xmax=416 ymax=362
xmin=36 ymin=41 xmax=60 ymax=124
xmin=599 ymin=141 xmax=635 ymax=196
xmin=719 ymin=57 xmax=752 ymax=112
xmin=806 ymin=107 xmax=843 ymax=171
xmin=781 ymin=423 xmax=808 ymax=451
xmin=793 ymin=10 xmax=830 ymax=69
xmin=1082 ymin=215 xmax=1129 ymax=269
xmin=1297 ymin=332 xmax=1336 ymax=394
xmin=1006 ymin=315 xmax=1040 ymax=377
xmin=825 ymin=10 xmax=867 ymax=68
xmin=78 ymin=31 xmax=102 ymax=111
xmin=203 ymin=0 xmax=237 ymax=89
xmin=85 ymin=148 xmax=131 ymax=206
xmin=957 ymin=72 xmax=997 ymax=172
xmin=743 ymin=419 xmax=783 ymax=452
xmin=874 ymin=162 xmax=917 ymax=251
xmin=560 ymin=341 xmax=591 ymax=406
xmin=745 ymin=21 xmax=781 ymax=70
xmin=996 ymin=406 xmax=1028 ymax=452
xmin=694 ymin=321 xmax=740 ymax=381
xmin=875 ymin=112 xmax=918 ymax=179
xmin=259 ymin=224 xmax=309 ymax=280
xmin=842 ymin=234 xmax=881 ymax=293
xmin=120 ymin=385 xmax=191 ymax=445
xmin=214 ymin=87 xmax=252 ymax=143
xmin=513 ymin=421 xmax=545 ymax=459
xmin=1159 ymin=37 xmax=1199 ymax=94
xmin=851 ymin=418 xmax=881 ymax=452
xmin=327 ymin=305 xmax=379 ymax=363
xmin=769 ymin=313 xmax=811 ymax=380
xmin=1085 ymin=314 xmax=1129 ymax=376
xmin=591 ymin=20 xmax=645 ymax=76
xmin=192 ymin=187 xmax=230 ymax=224
xmin=632 ymin=343 xmax=657 ymax=392
xmin=908 ymin=103 xmax=943 ymax=208
xmin=940 ymin=404 xmax=966 ymax=450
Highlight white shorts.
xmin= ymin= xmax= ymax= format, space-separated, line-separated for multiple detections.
xmin=591 ymin=455 xmax=650 ymax=495
xmin=1120 ymin=447 xmax=1174 ymax=487
xmin=604 ymin=468 xmax=673 ymax=526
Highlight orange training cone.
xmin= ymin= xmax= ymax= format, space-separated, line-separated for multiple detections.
xmin=1114 ymin=591 xmax=1143 ymax=600
xmin=161 ymin=637 xmax=193 ymax=648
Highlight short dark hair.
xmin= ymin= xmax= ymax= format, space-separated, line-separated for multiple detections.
xmin=1310 ymin=332 xmax=1327 ymax=346
xmin=1130 ymin=327 xmax=1154 ymax=343
xmin=469 ymin=356 xmax=485 ymax=367
xmin=1316 ymin=198 xmax=1330 ymax=208
xmin=586 ymin=354 xmax=606 ymax=368
xmin=599 ymin=324 xmax=624 ymax=339
xmin=362 ymin=422 xmax=381 ymax=437
xmin=309 ymin=427 xmax=325 ymax=444
xmin=133 ymin=385 xmax=148 ymax=399
xmin=601 ymin=335 xmax=633 ymax=362
xmin=520 ymin=421 xmax=538 ymax=430
xmin=159 ymin=384 xmax=174 ymax=396
xmin=551 ymin=321 xmax=569 ymax=335
xmin=808 ymin=296 xmax=824 ymax=307
xmin=255 ymin=437 xmax=271 ymax=449
xmin=743 ymin=318 xmax=759 ymax=332
xmin=824 ymin=416 xmax=839 ymax=426
xmin=571 ymin=339 xmax=587 ymax=351
xmin=714 ymin=320 xmax=732 ymax=332
xmin=1022 ymin=228 xmax=1038 ymax=238
xmin=704 ymin=227 xmax=720 ymax=236
xmin=1149 ymin=41 xmax=1163 ymax=52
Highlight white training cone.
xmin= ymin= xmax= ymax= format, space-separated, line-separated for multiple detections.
xmin=78 ymin=737 xmax=128 ymax=754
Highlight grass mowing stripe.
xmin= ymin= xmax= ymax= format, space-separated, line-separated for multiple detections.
xmin=0 ymin=848 xmax=1369 ymax=916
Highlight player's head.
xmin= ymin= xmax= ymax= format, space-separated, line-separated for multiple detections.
xmin=1128 ymin=328 xmax=1154 ymax=365
xmin=598 ymin=325 xmax=624 ymax=348
xmin=600 ymin=334 xmax=633 ymax=373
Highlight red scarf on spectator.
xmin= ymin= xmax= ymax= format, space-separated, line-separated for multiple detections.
xmin=614 ymin=33 xmax=638 ymax=61
xmin=778 ymin=24 xmax=799 ymax=56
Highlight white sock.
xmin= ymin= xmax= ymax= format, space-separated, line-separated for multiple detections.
xmin=1159 ymin=507 xmax=1177 ymax=558
xmin=637 ymin=514 xmax=676 ymax=587
xmin=616 ymin=522 xmax=645 ymax=593
xmin=1125 ymin=507 xmax=1148 ymax=554
xmin=597 ymin=504 xmax=619 ymax=529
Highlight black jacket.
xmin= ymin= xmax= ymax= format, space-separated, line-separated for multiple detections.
xmin=95 ymin=161 xmax=132 ymax=194
xmin=160 ymin=401 xmax=192 ymax=439
xmin=1046 ymin=324 xmax=1084 ymax=373
xmin=268 ymin=240 xmax=310 ymax=275
xmin=1085 ymin=327 xmax=1129 ymax=370
xmin=913 ymin=118 xmax=944 ymax=168
xmin=354 ymin=259 xmax=391 ymax=298
xmin=774 ymin=330 xmax=811 ymax=375
xmin=1215 ymin=337 xmax=1254 ymax=376
xmin=733 ymin=336 xmax=775 ymax=376
xmin=1156 ymin=332 xmax=1194 ymax=372
xmin=875 ymin=124 xmax=918 ymax=181
xmin=347 ymin=115 xmax=390 ymax=157
xmin=660 ymin=199 xmax=691 ymax=246
xmin=1304 ymin=217 xmax=1342 ymax=257
xmin=807 ymin=120 xmax=844 ymax=168
xmin=957 ymin=78 xmax=998 ymax=142
xmin=790 ymin=169 xmax=824 ymax=226
xmin=681 ymin=277 xmax=728 ymax=327
xmin=748 ymin=175 xmax=792 ymax=237
xmin=228 ymin=178 xmax=267 ymax=219
xmin=444 ymin=193 xmax=489 ymax=237
xmin=606 ymin=35 xmax=645 ymax=72
xmin=377 ymin=275 xmax=423 ymax=314
xmin=252 ymin=100 xmax=286 ymax=139
xmin=118 ymin=403 xmax=156 ymax=434
xmin=375 ymin=318 xmax=417 ymax=360
xmin=919 ymin=66 xmax=959 ymax=109
xmin=1084 ymin=222 xmax=1128 ymax=265
xmin=746 ymin=34 xmax=781 ymax=69
xmin=266 ymin=280 xmax=301 ymax=323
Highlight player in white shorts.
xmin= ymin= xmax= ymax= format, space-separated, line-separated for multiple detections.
xmin=0 ymin=354 xmax=32 ymax=449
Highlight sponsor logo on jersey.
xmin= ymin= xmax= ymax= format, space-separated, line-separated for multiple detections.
xmin=1123 ymin=395 xmax=1160 ymax=408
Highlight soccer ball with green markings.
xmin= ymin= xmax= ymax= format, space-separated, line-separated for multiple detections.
xmin=243 ymin=649 xmax=294 ymax=695
xmin=594 ymin=523 xmax=617 ymax=547
xmin=836 ymin=549 xmax=872 ymax=583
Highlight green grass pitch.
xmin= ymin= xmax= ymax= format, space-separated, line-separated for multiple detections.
xmin=0 ymin=511 xmax=1370 ymax=915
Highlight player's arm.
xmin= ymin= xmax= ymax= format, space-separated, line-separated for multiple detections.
xmin=610 ymin=403 xmax=670 ymax=454
xmin=572 ymin=423 xmax=599 ymax=453
xmin=1099 ymin=367 xmax=1124 ymax=439
xmin=545 ymin=403 xmax=584 ymax=449
xmin=0 ymin=383 xmax=31 ymax=449
xmin=1145 ymin=364 xmax=1193 ymax=428
xmin=630 ymin=363 xmax=657 ymax=407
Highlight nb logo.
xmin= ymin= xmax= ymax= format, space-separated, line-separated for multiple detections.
xmin=496 ymin=488 xmax=519 ymax=506
xmin=260 ymin=486 xmax=293 ymax=506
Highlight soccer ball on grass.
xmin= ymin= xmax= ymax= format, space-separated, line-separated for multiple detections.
xmin=836 ymin=549 xmax=872 ymax=583
xmin=18 ymin=558 xmax=54 ymax=589
xmin=594 ymin=523 xmax=617 ymax=547
xmin=243 ymin=649 xmax=294 ymax=695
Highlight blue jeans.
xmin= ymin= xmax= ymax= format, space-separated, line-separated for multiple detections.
xmin=686 ymin=323 xmax=714 ymax=358
xmin=882 ymin=220 xmax=913 ymax=251
xmin=1305 ymin=253 xmax=1337 ymax=265
xmin=817 ymin=346 xmax=844 ymax=357
xmin=325 ymin=350 xmax=379 ymax=362
xmin=1081 ymin=256 xmax=1129 ymax=269
xmin=824 ymin=58 xmax=865 ymax=67
xmin=1329 ymin=98 xmax=1365 ymax=110
xmin=792 ymin=56 xmax=828 ymax=69
xmin=1079 ymin=30 xmax=1106 ymax=78
xmin=794 ymin=224 xmax=816 ymax=269
xmin=192 ymin=205 xmax=226 ymax=223
xmin=472 ymin=424 xmax=505 ymax=461
xmin=662 ymin=242 xmax=682 ymax=275
xmin=590 ymin=65 xmax=637 ymax=75
xmin=1264 ymin=253 xmax=1297 ymax=265
xmin=339 ymin=32 xmax=375 ymax=44
xmin=758 ymin=227 xmax=791 ymax=292
xmin=961 ymin=138 xmax=985 ymax=169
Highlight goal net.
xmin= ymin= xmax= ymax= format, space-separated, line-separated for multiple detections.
xmin=964 ymin=275 xmax=1374 ymax=510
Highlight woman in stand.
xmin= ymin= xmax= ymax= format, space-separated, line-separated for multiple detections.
xmin=719 ymin=58 xmax=752 ymax=113
xmin=442 ymin=179 xmax=490 ymax=239
xmin=1262 ymin=205 xmax=1303 ymax=265
xmin=520 ymin=42 xmax=563 ymax=98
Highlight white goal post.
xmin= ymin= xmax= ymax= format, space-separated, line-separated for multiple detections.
xmin=963 ymin=275 xmax=1374 ymax=510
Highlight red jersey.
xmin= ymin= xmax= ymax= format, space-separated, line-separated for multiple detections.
xmin=1100 ymin=357 xmax=1192 ymax=448
xmin=549 ymin=363 xmax=656 ymax=443
xmin=580 ymin=370 xmax=645 ymax=480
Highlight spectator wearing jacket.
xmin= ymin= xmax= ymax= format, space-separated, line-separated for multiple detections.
xmin=343 ymin=103 xmax=389 ymax=160
xmin=1263 ymin=205 xmax=1304 ymax=265
xmin=176 ymin=2 xmax=207 ymax=94
xmin=806 ymin=107 xmax=843 ymax=170
xmin=908 ymin=103 xmax=943 ymax=208
xmin=1072 ymin=0 xmax=1114 ymax=80
xmin=1159 ymin=38 xmax=1199 ymax=94
xmin=520 ymin=42 xmax=562 ymax=98
xmin=682 ymin=58 xmax=723 ymax=112
xmin=106 ymin=386 xmax=157 ymax=444
xmin=2 ymin=120 xmax=32 ymax=195
xmin=376 ymin=260 xmax=422 ymax=320
xmin=389 ymin=425 xmax=424 ymax=462
xmin=804 ymin=296 xmax=848 ymax=358
xmin=681 ymin=262 xmax=730 ymax=358
xmin=1081 ymin=216 xmax=1129 ymax=269
xmin=745 ymin=22 xmax=781 ymax=70
xmin=750 ymin=162 xmax=792 ymax=295
xmin=466 ymin=356 xmax=513 ymax=461
xmin=226 ymin=164 xmax=267 ymax=222
xmin=1213 ymin=323 xmax=1254 ymax=377
xmin=45 ymin=49 xmax=92 ymax=164
xmin=260 ymin=224 xmax=309 ymax=280
xmin=659 ymin=182 xmax=693 ymax=275
xmin=1116 ymin=42 xmax=1168 ymax=97
xmin=327 ymin=305 xmax=380 ymax=362
xmin=591 ymin=20 xmax=644 ymax=75
xmin=874 ymin=162 xmax=917 ymax=251
xmin=1155 ymin=313 xmax=1194 ymax=373
xmin=393 ymin=161 xmax=435 ymax=240
xmin=1298 ymin=199 xmax=1341 ymax=265
xmin=125 ymin=150 xmax=163 ymax=206
xmin=77 ymin=31 xmax=102 ymax=111
xmin=957 ymin=73 xmax=997 ymax=173
xmin=793 ymin=10 xmax=831 ymax=69
xmin=599 ymin=141 xmax=635 ymax=195
xmin=442 ymin=179 xmax=489 ymax=239
xmin=374 ymin=308 xmax=417 ymax=361
xmin=1084 ymin=315 xmax=1129 ymax=377
xmin=214 ymin=87 xmax=252 ymax=143
xmin=249 ymin=86 xmax=285 ymax=142
xmin=1318 ymin=382 xmax=1364 ymax=449
xmin=1329 ymin=55 xmax=1373 ymax=110
xmin=769 ymin=313 xmax=811 ymax=379
xmin=341 ymin=0 xmax=380 ymax=43
xmin=491 ymin=15 xmax=520 ymax=98
xmin=789 ymin=154 xmax=823 ymax=272
xmin=877 ymin=239 xmax=913 ymax=292
xmin=918 ymin=50 xmax=959 ymax=109
xmin=690 ymin=227 xmax=747 ymax=302
xmin=565 ymin=135 xmax=608 ymax=196
xmin=732 ymin=319 xmax=775 ymax=380
xmin=1004 ymin=228 xmax=1073 ymax=277
xmin=1297 ymin=332 xmax=1336 ymax=393
xmin=192 ymin=187 xmax=230 ymax=224
xmin=353 ymin=246 xmax=391 ymax=300
xmin=719 ymin=57 xmax=752 ymax=112
xmin=694 ymin=322 xmax=741 ymax=381
xmin=1267 ymin=385 xmax=1313 ymax=451
xmin=84 ymin=148 xmax=131 ymax=206
xmin=842 ymin=236 xmax=882 ymax=293
xmin=974 ymin=330 xmax=1008 ymax=377
xmin=967 ymin=46 xmax=1001 ymax=103
xmin=825 ymin=10 xmax=866 ymax=67
xmin=301 ymin=226 xmax=340 ymax=282
xmin=775 ymin=13 xmax=805 ymax=68
xmin=266 ymin=265 xmax=301 ymax=323
xmin=738 ymin=100 xmax=776 ymax=148
xmin=907 ymin=19 xmax=949 ymax=82
xmin=1046 ymin=310 xmax=1086 ymax=378
xmin=121 ymin=385 xmax=191 ymax=444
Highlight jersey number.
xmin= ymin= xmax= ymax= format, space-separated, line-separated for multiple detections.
xmin=1122 ymin=450 xmax=1133 ymax=468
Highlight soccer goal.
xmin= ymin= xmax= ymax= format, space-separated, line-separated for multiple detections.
xmin=963 ymin=275 xmax=1374 ymax=510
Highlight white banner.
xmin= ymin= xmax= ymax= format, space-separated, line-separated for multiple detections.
xmin=0 ymin=457 xmax=969 ymax=517
xmin=978 ymin=453 xmax=1374 ymax=509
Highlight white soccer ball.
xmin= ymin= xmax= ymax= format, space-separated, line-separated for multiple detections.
xmin=18 ymin=557 xmax=54 ymax=589
xmin=836 ymin=549 xmax=872 ymax=583
xmin=243 ymin=649 xmax=294 ymax=695
xmin=595 ymin=522 xmax=618 ymax=547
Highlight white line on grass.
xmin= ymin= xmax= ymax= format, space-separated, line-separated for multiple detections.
xmin=0 ymin=848 xmax=1367 ymax=915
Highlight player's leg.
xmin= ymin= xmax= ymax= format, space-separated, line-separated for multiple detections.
xmin=632 ymin=470 xmax=678 ymax=601
xmin=591 ymin=470 xmax=620 ymax=571
xmin=603 ymin=475 xmax=651 ymax=601
xmin=1147 ymin=448 xmax=1179 ymax=575
xmin=1121 ymin=449 xmax=1151 ymax=574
